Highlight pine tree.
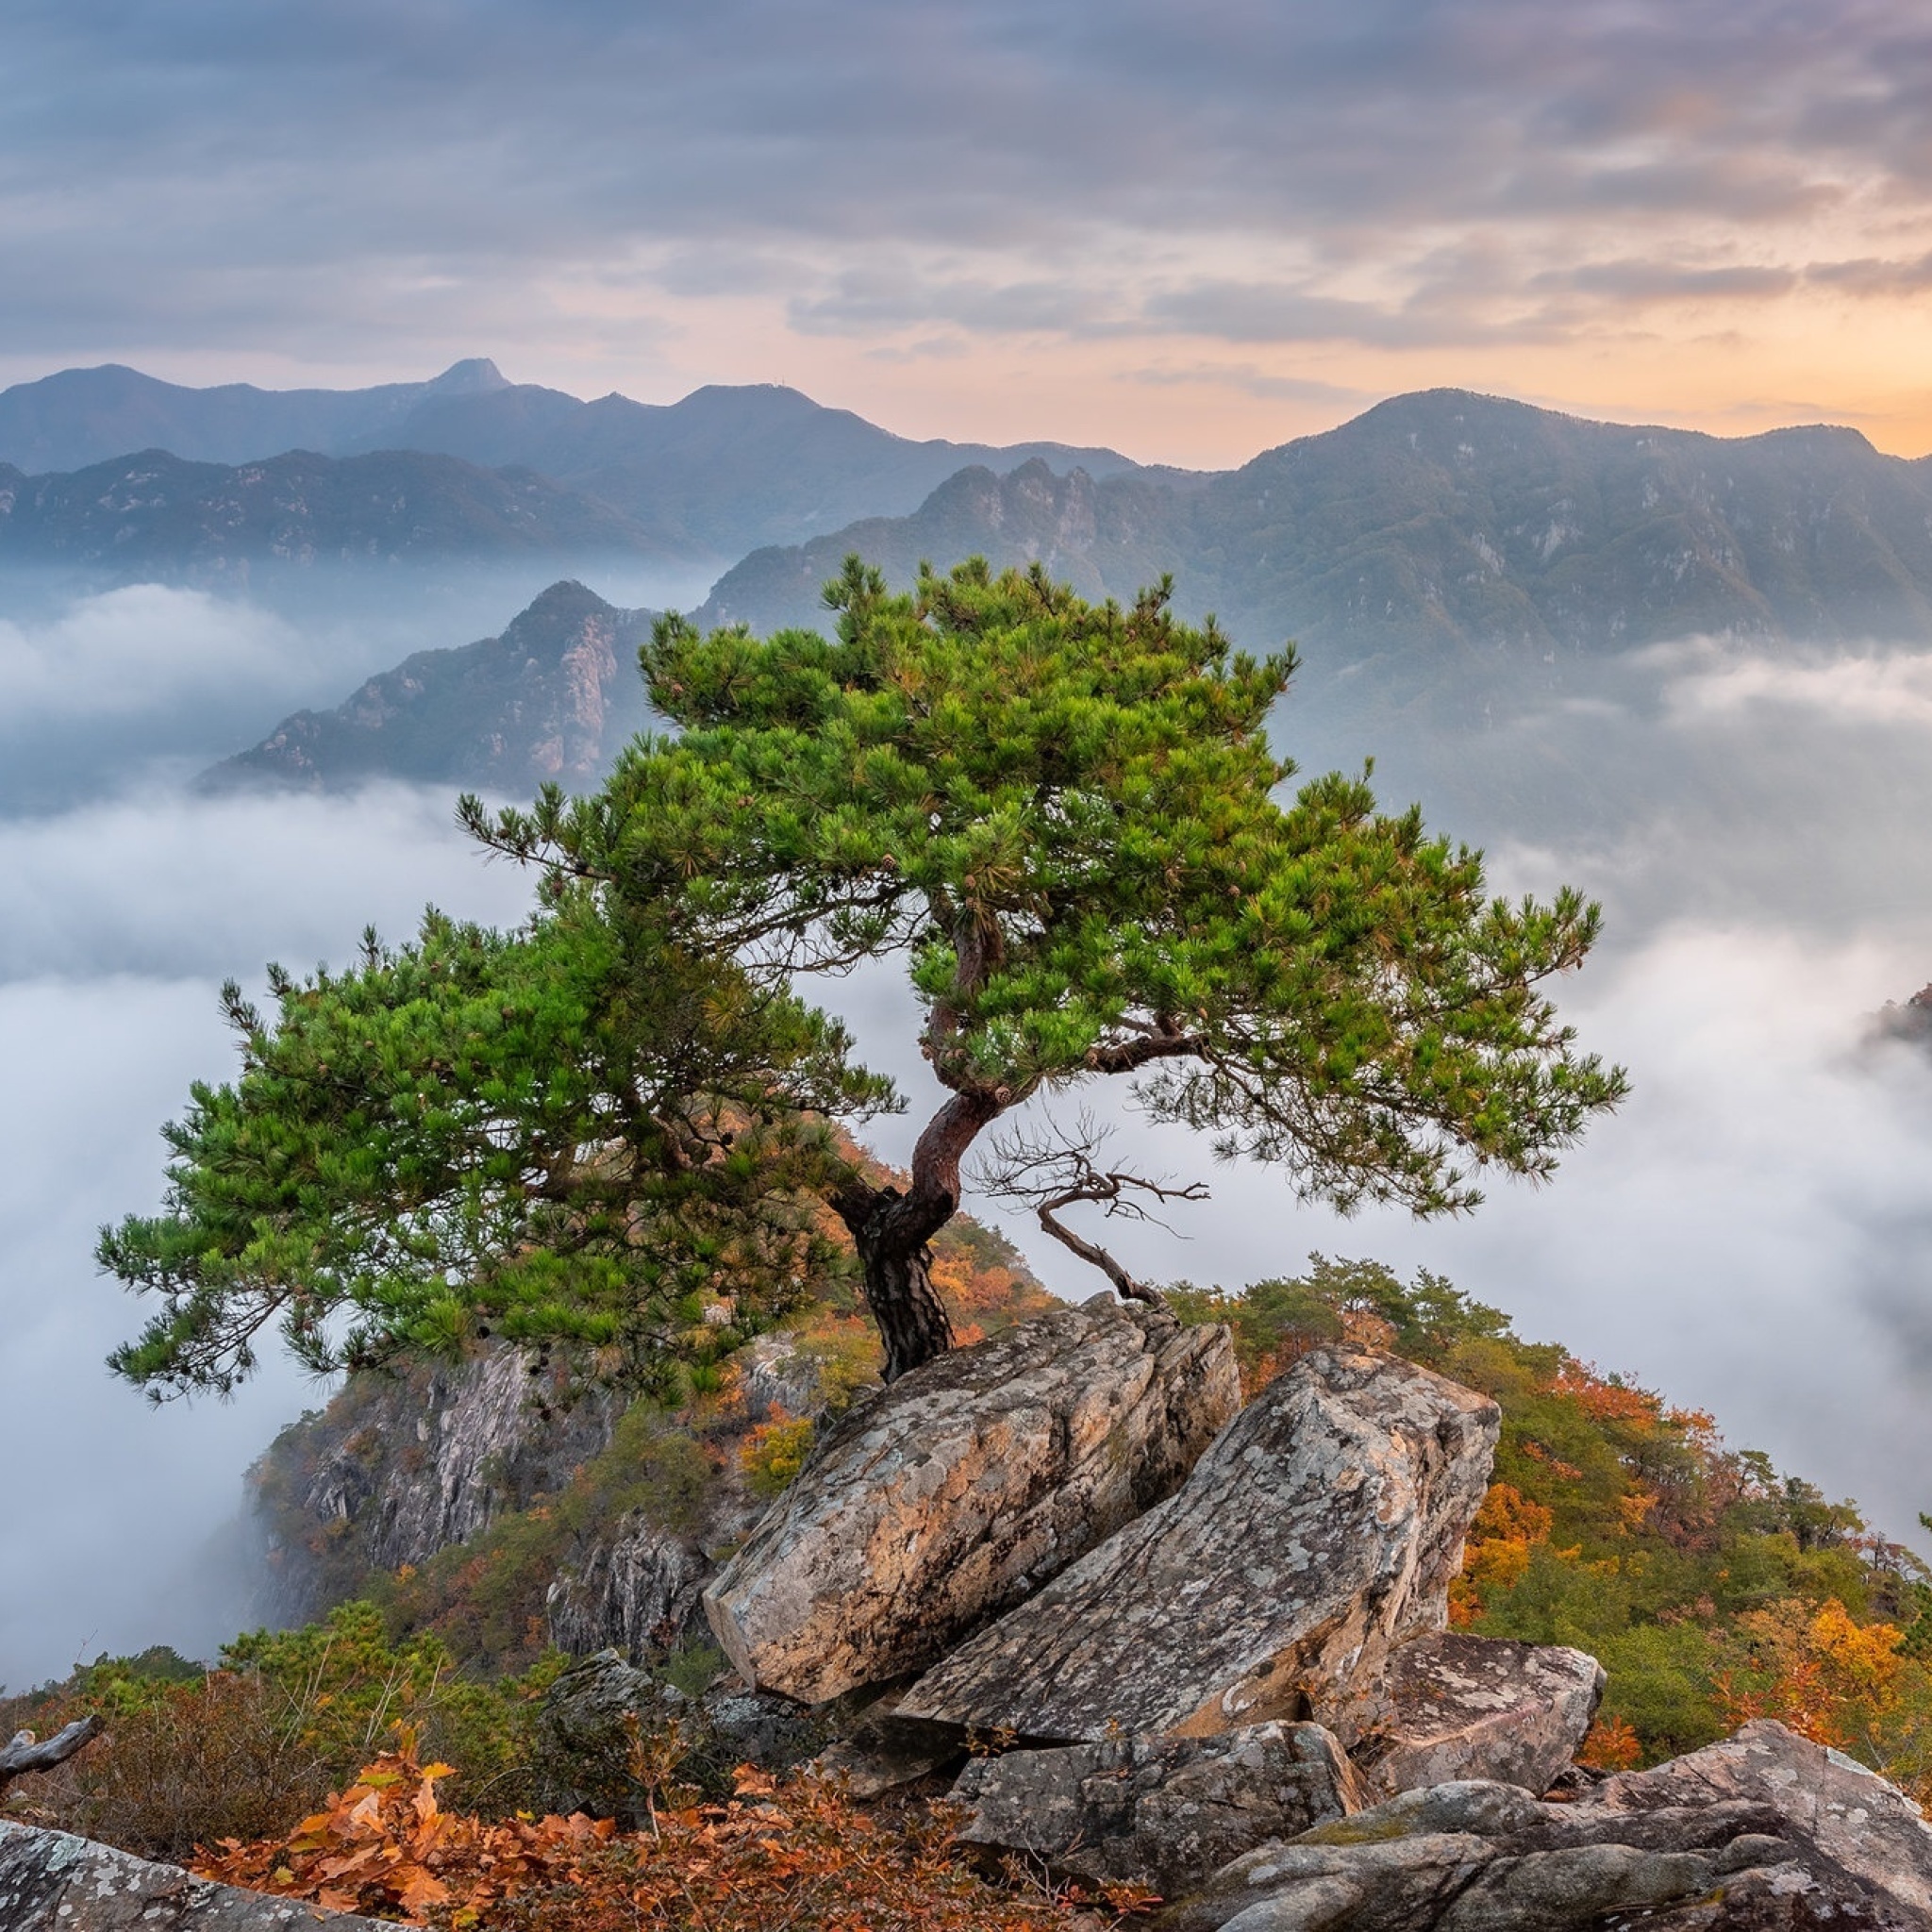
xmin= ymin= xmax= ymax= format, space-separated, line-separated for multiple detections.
xmin=459 ymin=558 xmax=1626 ymax=1381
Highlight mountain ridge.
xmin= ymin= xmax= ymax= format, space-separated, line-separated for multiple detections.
xmin=0 ymin=361 xmax=1146 ymax=563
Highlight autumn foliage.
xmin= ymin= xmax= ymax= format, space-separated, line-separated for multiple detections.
xmin=1172 ymin=1256 xmax=1932 ymax=1794
xmin=193 ymin=1737 xmax=1149 ymax=1931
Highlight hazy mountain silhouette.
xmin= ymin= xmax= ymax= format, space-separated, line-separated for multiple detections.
xmin=0 ymin=447 xmax=655 ymax=580
xmin=206 ymin=580 xmax=651 ymax=792
xmin=0 ymin=361 xmax=1145 ymax=564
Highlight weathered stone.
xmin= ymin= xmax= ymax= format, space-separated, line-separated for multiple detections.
xmin=532 ymin=1650 xmax=832 ymax=1819
xmin=0 ymin=1822 xmax=383 ymax=1932
xmin=1156 ymin=1831 xmax=1497 ymax=1932
xmin=951 ymin=1722 xmax=1363 ymax=1896
xmin=1435 ymin=1842 xmax=1717 ymax=1931
xmin=900 ymin=1346 xmax=1499 ymax=1745
xmin=1581 ymin=1719 xmax=1932 ymax=1921
xmin=702 ymin=1296 xmax=1240 ymax=1703
xmin=1352 ymin=1633 xmax=1604 ymax=1798
xmin=544 ymin=1513 xmax=713 ymax=1657
xmin=1156 ymin=1754 xmax=1932 ymax=1932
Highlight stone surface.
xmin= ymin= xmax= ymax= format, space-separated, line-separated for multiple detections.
xmin=952 ymin=1722 xmax=1363 ymax=1896
xmin=899 ymin=1345 xmax=1499 ymax=1746
xmin=533 ymin=1650 xmax=833 ymax=1820
xmin=702 ymin=1296 xmax=1240 ymax=1703
xmin=0 ymin=1822 xmax=383 ymax=1932
xmin=544 ymin=1514 xmax=714 ymax=1658
xmin=1352 ymin=1633 xmax=1604 ymax=1799
xmin=1158 ymin=1831 xmax=1498 ymax=1932
xmin=1155 ymin=1752 xmax=1932 ymax=1931
xmin=1583 ymin=1719 xmax=1932 ymax=1919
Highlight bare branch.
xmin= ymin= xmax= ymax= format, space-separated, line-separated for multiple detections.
xmin=975 ymin=1113 xmax=1208 ymax=1306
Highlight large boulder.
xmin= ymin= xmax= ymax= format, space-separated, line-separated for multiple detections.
xmin=702 ymin=1296 xmax=1240 ymax=1703
xmin=1157 ymin=1750 xmax=1932 ymax=1931
xmin=1352 ymin=1633 xmax=1604 ymax=1799
xmin=951 ymin=1721 xmax=1363 ymax=1897
xmin=0 ymin=1822 xmax=382 ymax=1931
xmin=1582 ymin=1719 xmax=1932 ymax=1920
xmin=898 ymin=1346 xmax=1499 ymax=1746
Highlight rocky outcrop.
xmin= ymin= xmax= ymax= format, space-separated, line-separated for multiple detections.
xmin=543 ymin=1518 xmax=716 ymax=1660
xmin=0 ymin=1822 xmax=384 ymax=1932
xmin=952 ymin=1722 xmax=1363 ymax=1897
xmin=1353 ymin=1633 xmax=1604 ymax=1799
xmin=898 ymin=1346 xmax=1499 ymax=1746
xmin=702 ymin=1297 xmax=1240 ymax=1703
xmin=252 ymin=1345 xmax=625 ymax=1626
xmin=1585 ymin=1719 xmax=1932 ymax=1918
xmin=206 ymin=581 xmax=653 ymax=794
xmin=1158 ymin=1730 xmax=1932 ymax=1931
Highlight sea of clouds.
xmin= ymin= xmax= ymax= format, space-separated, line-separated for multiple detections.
xmin=4 ymin=581 xmax=1932 ymax=1686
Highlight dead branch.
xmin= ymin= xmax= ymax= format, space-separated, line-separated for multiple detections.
xmin=975 ymin=1113 xmax=1208 ymax=1307
xmin=0 ymin=1715 xmax=102 ymax=1791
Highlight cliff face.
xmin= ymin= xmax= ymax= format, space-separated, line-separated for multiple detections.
xmin=249 ymin=1330 xmax=841 ymax=1656
xmin=252 ymin=1347 xmax=628 ymax=1629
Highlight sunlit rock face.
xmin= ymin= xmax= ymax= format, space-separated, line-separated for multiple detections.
xmin=897 ymin=1345 xmax=1499 ymax=1747
xmin=702 ymin=1297 xmax=1241 ymax=1704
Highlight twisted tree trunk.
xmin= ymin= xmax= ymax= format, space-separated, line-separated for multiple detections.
xmin=0 ymin=1716 xmax=101 ymax=1793
xmin=832 ymin=1089 xmax=1002 ymax=1382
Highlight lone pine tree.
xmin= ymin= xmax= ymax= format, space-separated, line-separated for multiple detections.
xmin=462 ymin=558 xmax=1626 ymax=1381
xmin=107 ymin=558 xmax=1624 ymax=1394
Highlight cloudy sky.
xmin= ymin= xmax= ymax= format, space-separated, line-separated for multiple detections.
xmin=7 ymin=1 xmax=1932 ymax=464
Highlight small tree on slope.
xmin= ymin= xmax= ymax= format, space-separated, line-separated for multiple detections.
xmin=459 ymin=558 xmax=1627 ymax=1382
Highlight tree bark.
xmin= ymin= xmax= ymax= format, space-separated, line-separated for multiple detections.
xmin=833 ymin=1088 xmax=1002 ymax=1382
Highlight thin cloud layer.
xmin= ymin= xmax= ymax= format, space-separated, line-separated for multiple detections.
xmin=6 ymin=3 xmax=1932 ymax=458
xmin=0 ymin=585 xmax=296 ymax=720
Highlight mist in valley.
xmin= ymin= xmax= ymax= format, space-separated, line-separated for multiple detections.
xmin=5 ymin=571 xmax=1932 ymax=1689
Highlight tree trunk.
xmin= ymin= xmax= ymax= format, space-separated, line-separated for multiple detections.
xmin=850 ymin=1210 xmax=954 ymax=1384
xmin=833 ymin=1088 xmax=1001 ymax=1382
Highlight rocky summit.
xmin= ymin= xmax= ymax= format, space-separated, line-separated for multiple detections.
xmin=894 ymin=1343 xmax=1500 ymax=1745
xmin=701 ymin=1295 xmax=1240 ymax=1703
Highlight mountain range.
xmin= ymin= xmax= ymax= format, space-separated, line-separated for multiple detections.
xmin=0 ymin=360 xmax=1142 ymax=564
xmin=9 ymin=358 xmax=1932 ymax=786
xmin=699 ymin=391 xmax=1932 ymax=704
xmin=0 ymin=447 xmax=654 ymax=579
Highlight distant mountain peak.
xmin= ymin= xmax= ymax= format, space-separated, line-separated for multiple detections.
xmin=426 ymin=358 xmax=510 ymax=396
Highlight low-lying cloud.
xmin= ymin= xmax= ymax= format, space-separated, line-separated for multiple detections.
xmin=0 ymin=585 xmax=297 ymax=721
xmin=0 ymin=781 xmax=541 ymax=1689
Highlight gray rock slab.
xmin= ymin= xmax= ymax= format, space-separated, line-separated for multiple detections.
xmin=1353 ymin=1632 xmax=1604 ymax=1798
xmin=0 ymin=1823 xmax=383 ymax=1932
xmin=900 ymin=1346 xmax=1499 ymax=1745
xmin=1157 ymin=1832 xmax=1496 ymax=1932
xmin=1581 ymin=1718 xmax=1932 ymax=1920
xmin=703 ymin=1296 xmax=1240 ymax=1703
xmin=1155 ymin=1753 xmax=1932 ymax=1931
xmin=951 ymin=1721 xmax=1363 ymax=1896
